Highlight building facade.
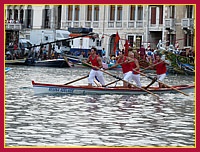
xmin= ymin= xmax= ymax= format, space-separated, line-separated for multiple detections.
xmin=5 ymin=4 xmax=195 ymax=56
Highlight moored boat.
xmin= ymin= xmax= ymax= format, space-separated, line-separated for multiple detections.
xmin=32 ymin=80 xmax=194 ymax=95
xmin=176 ymin=58 xmax=195 ymax=75
xmin=5 ymin=58 xmax=71 ymax=68
xmin=24 ymin=58 xmax=71 ymax=68
xmin=5 ymin=59 xmax=27 ymax=65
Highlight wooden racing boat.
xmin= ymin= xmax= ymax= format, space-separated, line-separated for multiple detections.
xmin=32 ymin=80 xmax=194 ymax=95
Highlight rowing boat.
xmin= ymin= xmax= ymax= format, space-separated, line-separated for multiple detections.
xmin=32 ymin=80 xmax=194 ymax=95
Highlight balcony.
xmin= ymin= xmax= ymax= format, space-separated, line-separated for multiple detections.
xmin=64 ymin=21 xmax=72 ymax=27
xmin=85 ymin=21 xmax=91 ymax=28
xmin=181 ymin=18 xmax=194 ymax=30
xmin=165 ymin=18 xmax=175 ymax=31
xmin=73 ymin=21 xmax=80 ymax=28
xmin=5 ymin=23 xmax=22 ymax=30
xmin=93 ymin=22 xmax=99 ymax=28
xmin=136 ymin=20 xmax=143 ymax=28
xmin=116 ymin=21 xmax=122 ymax=28
xmin=128 ymin=20 xmax=143 ymax=28
xmin=128 ymin=21 xmax=135 ymax=28
xmin=108 ymin=21 xmax=114 ymax=28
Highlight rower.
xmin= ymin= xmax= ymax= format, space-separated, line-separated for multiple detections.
xmin=152 ymin=54 xmax=170 ymax=88
xmin=128 ymin=51 xmax=142 ymax=88
xmin=108 ymin=50 xmax=132 ymax=87
xmin=86 ymin=47 xmax=105 ymax=87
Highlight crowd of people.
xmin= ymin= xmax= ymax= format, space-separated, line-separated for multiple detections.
xmin=5 ymin=43 xmax=66 ymax=61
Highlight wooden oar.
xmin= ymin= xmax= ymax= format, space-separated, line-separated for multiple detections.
xmin=63 ymin=56 xmax=73 ymax=67
xmin=94 ymin=79 xmax=102 ymax=87
xmin=82 ymin=61 xmax=159 ymax=98
xmin=64 ymin=74 xmax=89 ymax=85
xmin=133 ymin=69 xmax=189 ymax=96
xmin=140 ymin=60 xmax=164 ymax=72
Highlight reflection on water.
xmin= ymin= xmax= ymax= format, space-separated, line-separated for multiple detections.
xmin=5 ymin=66 xmax=195 ymax=147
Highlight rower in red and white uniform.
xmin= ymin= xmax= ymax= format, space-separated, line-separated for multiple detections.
xmin=109 ymin=50 xmax=132 ymax=87
xmin=86 ymin=47 xmax=105 ymax=87
xmin=128 ymin=51 xmax=142 ymax=88
xmin=154 ymin=54 xmax=169 ymax=88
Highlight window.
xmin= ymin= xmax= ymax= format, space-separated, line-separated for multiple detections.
xmin=151 ymin=6 xmax=156 ymax=24
xmin=27 ymin=8 xmax=32 ymax=28
xmin=8 ymin=9 xmax=12 ymax=20
xmin=96 ymin=40 xmax=101 ymax=46
xmin=87 ymin=5 xmax=92 ymax=21
xmin=44 ymin=9 xmax=50 ymax=28
xmin=184 ymin=34 xmax=193 ymax=46
xmin=159 ymin=6 xmax=163 ymax=24
xmin=169 ymin=5 xmax=175 ymax=18
xmin=14 ymin=9 xmax=18 ymax=21
xmin=130 ymin=5 xmax=135 ymax=20
xmin=138 ymin=5 xmax=143 ymax=20
xmin=94 ymin=5 xmax=99 ymax=21
xmin=74 ymin=5 xmax=80 ymax=21
xmin=68 ymin=5 xmax=73 ymax=20
xmin=20 ymin=9 xmax=24 ymax=23
xmin=186 ymin=5 xmax=193 ymax=18
xmin=110 ymin=5 xmax=115 ymax=20
xmin=117 ymin=5 xmax=122 ymax=20
xmin=128 ymin=35 xmax=134 ymax=47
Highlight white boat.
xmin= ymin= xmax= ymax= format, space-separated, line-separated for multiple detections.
xmin=32 ymin=80 xmax=194 ymax=95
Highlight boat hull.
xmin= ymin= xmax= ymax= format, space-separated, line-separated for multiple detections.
xmin=25 ymin=58 xmax=70 ymax=68
xmin=5 ymin=59 xmax=26 ymax=65
xmin=32 ymin=81 xmax=194 ymax=95
xmin=5 ymin=58 xmax=70 ymax=68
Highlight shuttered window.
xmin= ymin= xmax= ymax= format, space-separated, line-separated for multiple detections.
xmin=187 ymin=5 xmax=193 ymax=18
xmin=117 ymin=5 xmax=122 ymax=20
xmin=110 ymin=5 xmax=115 ymax=20
xmin=74 ymin=5 xmax=79 ymax=21
xmin=94 ymin=5 xmax=99 ymax=21
xmin=130 ymin=5 xmax=135 ymax=20
xmin=87 ymin=5 xmax=92 ymax=21
xmin=68 ymin=5 xmax=73 ymax=20
xmin=138 ymin=5 xmax=143 ymax=20
xmin=159 ymin=6 xmax=163 ymax=24
xmin=151 ymin=7 xmax=156 ymax=24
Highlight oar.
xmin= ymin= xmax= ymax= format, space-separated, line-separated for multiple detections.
xmin=82 ymin=61 xmax=159 ymax=98
xmin=63 ymin=56 xmax=73 ymax=67
xmin=140 ymin=60 xmax=164 ymax=72
xmin=106 ymin=60 xmax=135 ymax=70
xmin=132 ymin=69 xmax=189 ymax=96
xmin=64 ymin=74 xmax=89 ymax=85
xmin=104 ymin=79 xmax=120 ymax=87
xmin=144 ymin=77 xmax=157 ymax=89
xmin=94 ymin=79 xmax=102 ymax=87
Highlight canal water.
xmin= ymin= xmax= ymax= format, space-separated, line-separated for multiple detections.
xmin=5 ymin=65 xmax=195 ymax=147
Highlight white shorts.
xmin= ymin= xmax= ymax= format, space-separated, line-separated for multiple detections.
xmin=123 ymin=71 xmax=133 ymax=82
xmin=157 ymin=73 xmax=166 ymax=82
xmin=88 ymin=69 xmax=105 ymax=86
xmin=131 ymin=74 xmax=142 ymax=87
